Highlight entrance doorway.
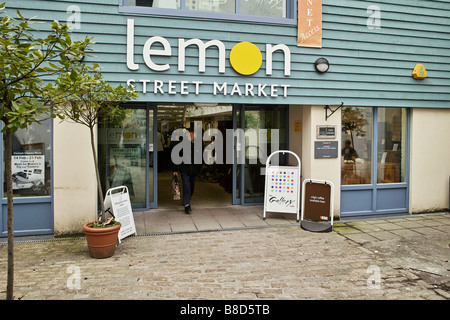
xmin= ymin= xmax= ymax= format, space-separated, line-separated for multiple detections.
xmin=156 ymin=103 xmax=233 ymax=208
xmin=99 ymin=103 xmax=288 ymax=210
xmin=157 ymin=104 xmax=288 ymax=208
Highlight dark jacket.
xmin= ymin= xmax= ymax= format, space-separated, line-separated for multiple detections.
xmin=171 ymin=140 xmax=203 ymax=176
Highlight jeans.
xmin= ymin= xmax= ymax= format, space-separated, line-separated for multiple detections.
xmin=180 ymin=172 xmax=196 ymax=206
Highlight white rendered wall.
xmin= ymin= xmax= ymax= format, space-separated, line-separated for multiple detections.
xmin=410 ymin=108 xmax=450 ymax=213
xmin=53 ymin=120 xmax=98 ymax=235
xmin=301 ymin=105 xmax=341 ymax=217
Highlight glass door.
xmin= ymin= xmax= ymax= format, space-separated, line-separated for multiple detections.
xmin=233 ymin=105 xmax=288 ymax=205
xmin=99 ymin=103 xmax=157 ymax=210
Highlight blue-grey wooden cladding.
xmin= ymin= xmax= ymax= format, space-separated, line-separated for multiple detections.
xmin=7 ymin=0 xmax=450 ymax=108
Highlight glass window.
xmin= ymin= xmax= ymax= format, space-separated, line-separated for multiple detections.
xmin=123 ymin=0 xmax=294 ymax=20
xmin=377 ymin=108 xmax=407 ymax=183
xmin=133 ymin=0 xmax=180 ymax=9
xmin=341 ymin=107 xmax=373 ymax=185
xmin=241 ymin=0 xmax=287 ymax=18
xmin=341 ymin=107 xmax=407 ymax=186
xmin=99 ymin=108 xmax=149 ymax=208
xmin=240 ymin=106 xmax=287 ymax=203
xmin=3 ymin=118 xmax=52 ymax=198
xmin=187 ymin=0 xmax=235 ymax=14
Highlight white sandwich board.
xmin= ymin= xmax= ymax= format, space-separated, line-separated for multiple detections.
xmin=104 ymin=186 xmax=137 ymax=243
xmin=264 ymin=151 xmax=301 ymax=222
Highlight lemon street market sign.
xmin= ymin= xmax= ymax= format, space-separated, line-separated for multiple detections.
xmin=125 ymin=19 xmax=291 ymax=98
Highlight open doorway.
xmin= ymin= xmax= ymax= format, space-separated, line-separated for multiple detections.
xmin=99 ymin=103 xmax=288 ymax=210
xmin=156 ymin=103 xmax=233 ymax=208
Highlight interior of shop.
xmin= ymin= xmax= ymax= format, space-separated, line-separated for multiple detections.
xmin=156 ymin=103 xmax=234 ymax=209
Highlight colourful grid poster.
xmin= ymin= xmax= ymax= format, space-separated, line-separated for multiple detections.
xmin=265 ymin=166 xmax=300 ymax=214
xmin=269 ymin=170 xmax=296 ymax=194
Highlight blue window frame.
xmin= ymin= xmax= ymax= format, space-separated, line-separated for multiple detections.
xmin=119 ymin=0 xmax=297 ymax=25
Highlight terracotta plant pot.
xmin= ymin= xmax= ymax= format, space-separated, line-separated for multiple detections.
xmin=83 ymin=222 xmax=121 ymax=259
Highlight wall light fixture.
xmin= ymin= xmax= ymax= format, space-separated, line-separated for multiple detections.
xmin=315 ymin=58 xmax=329 ymax=73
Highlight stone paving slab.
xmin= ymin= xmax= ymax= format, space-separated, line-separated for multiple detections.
xmin=0 ymin=212 xmax=449 ymax=304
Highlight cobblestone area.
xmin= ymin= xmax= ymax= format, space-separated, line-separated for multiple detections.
xmin=0 ymin=213 xmax=449 ymax=301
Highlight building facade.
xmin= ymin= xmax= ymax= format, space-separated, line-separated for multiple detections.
xmin=1 ymin=0 xmax=449 ymax=236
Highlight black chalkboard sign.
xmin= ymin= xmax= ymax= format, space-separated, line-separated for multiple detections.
xmin=314 ymin=141 xmax=338 ymax=159
xmin=301 ymin=179 xmax=334 ymax=233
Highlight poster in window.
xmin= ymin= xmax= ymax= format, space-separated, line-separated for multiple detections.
xmin=11 ymin=151 xmax=45 ymax=191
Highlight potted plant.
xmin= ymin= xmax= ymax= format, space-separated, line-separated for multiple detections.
xmin=49 ymin=63 xmax=137 ymax=258
xmin=82 ymin=218 xmax=122 ymax=259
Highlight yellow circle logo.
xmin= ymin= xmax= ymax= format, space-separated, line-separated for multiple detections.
xmin=229 ymin=42 xmax=262 ymax=76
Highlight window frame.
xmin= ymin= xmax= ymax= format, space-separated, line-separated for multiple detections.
xmin=119 ymin=0 xmax=298 ymax=26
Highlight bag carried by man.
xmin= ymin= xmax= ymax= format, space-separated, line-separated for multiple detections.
xmin=172 ymin=174 xmax=181 ymax=200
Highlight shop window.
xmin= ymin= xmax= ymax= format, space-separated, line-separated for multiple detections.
xmin=98 ymin=108 xmax=151 ymax=209
xmin=2 ymin=118 xmax=52 ymax=198
xmin=341 ymin=107 xmax=373 ymax=185
xmin=341 ymin=107 xmax=407 ymax=186
xmin=376 ymin=108 xmax=407 ymax=184
xmin=121 ymin=0 xmax=295 ymax=23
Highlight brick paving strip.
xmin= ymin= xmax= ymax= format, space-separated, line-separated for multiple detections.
xmin=0 ymin=213 xmax=449 ymax=300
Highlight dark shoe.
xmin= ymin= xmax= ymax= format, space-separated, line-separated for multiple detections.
xmin=184 ymin=205 xmax=192 ymax=214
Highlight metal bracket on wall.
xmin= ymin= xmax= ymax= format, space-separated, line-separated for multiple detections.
xmin=324 ymin=102 xmax=344 ymax=121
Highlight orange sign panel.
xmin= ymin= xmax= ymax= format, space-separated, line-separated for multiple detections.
xmin=297 ymin=0 xmax=323 ymax=47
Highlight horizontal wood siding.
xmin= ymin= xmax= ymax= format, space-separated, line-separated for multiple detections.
xmin=6 ymin=0 xmax=450 ymax=107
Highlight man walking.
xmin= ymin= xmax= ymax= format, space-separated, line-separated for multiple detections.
xmin=171 ymin=127 xmax=203 ymax=214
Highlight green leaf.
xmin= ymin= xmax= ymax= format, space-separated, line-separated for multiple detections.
xmin=69 ymin=69 xmax=78 ymax=81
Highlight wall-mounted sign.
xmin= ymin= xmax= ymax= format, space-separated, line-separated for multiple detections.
xmin=298 ymin=0 xmax=323 ymax=47
xmin=125 ymin=19 xmax=292 ymax=98
xmin=316 ymin=125 xmax=336 ymax=139
xmin=314 ymin=141 xmax=338 ymax=158
xmin=412 ymin=64 xmax=427 ymax=79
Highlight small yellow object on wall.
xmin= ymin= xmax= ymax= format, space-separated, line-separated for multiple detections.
xmin=412 ymin=64 xmax=427 ymax=79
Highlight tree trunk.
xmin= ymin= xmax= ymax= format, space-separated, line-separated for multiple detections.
xmin=5 ymin=128 xmax=14 ymax=300
xmin=89 ymin=125 xmax=106 ymax=220
xmin=350 ymin=130 xmax=354 ymax=149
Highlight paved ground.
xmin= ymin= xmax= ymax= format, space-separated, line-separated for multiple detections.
xmin=133 ymin=204 xmax=299 ymax=235
xmin=0 ymin=209 xmax=449 ymax=305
